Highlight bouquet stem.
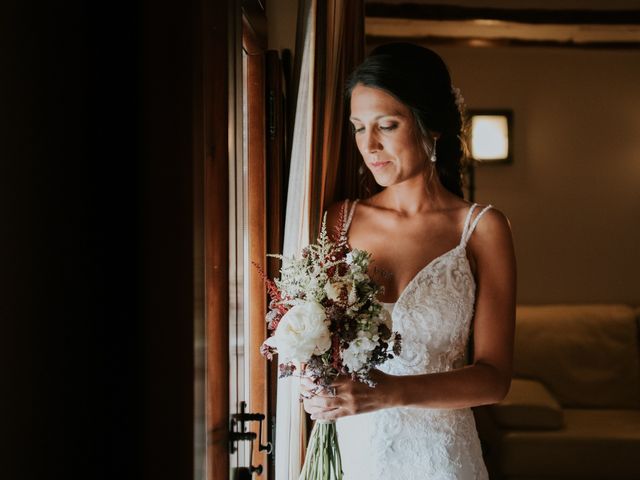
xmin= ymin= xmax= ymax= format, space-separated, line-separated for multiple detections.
xmin=299 ymin=420 xmax=343 ymax=480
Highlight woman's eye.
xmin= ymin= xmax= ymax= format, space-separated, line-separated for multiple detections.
xmin=351 ymin=124 xmax=396 ymax=134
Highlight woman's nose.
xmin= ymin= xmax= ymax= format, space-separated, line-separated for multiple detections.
xmin=364 ymin=131 xmax=382 ymax=153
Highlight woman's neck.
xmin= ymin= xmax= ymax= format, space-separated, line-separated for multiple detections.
xmin=378 ymin=175 xmax=454 ymax=216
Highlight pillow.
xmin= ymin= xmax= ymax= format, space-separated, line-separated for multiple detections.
xmin=490 ymin=378 xmax=564 ymax=430
xmin=513 ymin=304 xmax=640 ymax=408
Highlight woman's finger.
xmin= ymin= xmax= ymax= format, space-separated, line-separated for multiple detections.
xmin=316 ymin=385 xmax=337 ymax=397
xmin=299 ymin=382 xmax=316 ymax=394
xmin=300 ymin=378 xmax=326 ymax=397
xmin=306 ymin=394 xmax=341 ymax=408
xmin=303 ymin=403 xmax=330 ymax=416
xmin=330 ymin=375 xmax=350 ymax=385
xmin=303 ymin=396 xmax=342 ymax=415
xmin=311 ymin=407 xmax=342 ymax=421
xmin=300 ymin=376 xmax=316 ymax=388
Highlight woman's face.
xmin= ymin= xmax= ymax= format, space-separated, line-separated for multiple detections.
xmin=349 ymin=83 xmax=427 ymax=187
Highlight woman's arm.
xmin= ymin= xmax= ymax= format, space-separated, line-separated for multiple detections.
xmin=303 ymin=207 xmax=517 ymax=420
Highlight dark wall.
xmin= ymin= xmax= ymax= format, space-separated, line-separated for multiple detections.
xmin=3 ymin=1 xmax=197 ymax=479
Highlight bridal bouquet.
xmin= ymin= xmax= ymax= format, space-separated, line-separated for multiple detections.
xmin=258 ymin=210 xmax=401 ymax=480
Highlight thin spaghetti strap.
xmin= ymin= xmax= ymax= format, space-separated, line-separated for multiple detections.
xmin=462 ymin=204 xmax=493 ymax=246
xmin=459 ymin=203 xmax=478 ymax=246
xmin=339 ymin=199 xmax=350 ymax=237
xmin=345 ymin=199 xmax=359 ymax=232
xmin=342 ymin=198 xmax=359 ymax=237
xmin=338 ymin=199 xmax=351 ymax=237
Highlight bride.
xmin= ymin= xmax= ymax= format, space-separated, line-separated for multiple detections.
xmin=301 ymin=43 xmax=517 ymax=479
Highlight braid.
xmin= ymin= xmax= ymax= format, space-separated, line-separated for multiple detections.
xmin=434 ymin=87 xmax=468 ymax=199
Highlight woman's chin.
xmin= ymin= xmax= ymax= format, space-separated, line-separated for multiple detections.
xmin=371 ymin=172 xmax=398 ymax=188
xmin=372 ymin=175 xmax=392 ymax=187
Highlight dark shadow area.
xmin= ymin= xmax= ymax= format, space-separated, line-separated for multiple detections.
xmin=2 ymin=1 xmax=197 ymax=478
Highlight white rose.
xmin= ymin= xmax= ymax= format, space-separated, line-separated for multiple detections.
xmin=264 ymin=301 xmax=331 ymax=363
xmin=341 ymin=332 xmax=377 ymax=373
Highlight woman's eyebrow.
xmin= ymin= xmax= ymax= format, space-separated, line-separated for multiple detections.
xmin=349 ymin=113 xmax=404 ymax=122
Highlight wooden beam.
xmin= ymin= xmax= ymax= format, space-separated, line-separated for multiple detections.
xmin=365 ymin=3 xmax=640 ymax=25
xmin=366 ymin=34 xmax=640 ymax=50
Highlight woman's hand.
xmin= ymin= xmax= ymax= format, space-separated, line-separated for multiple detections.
xmin=300 ymin=370 xmax=401 ymax=421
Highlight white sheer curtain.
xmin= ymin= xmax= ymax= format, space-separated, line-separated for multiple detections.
xmin=275 ymin=0 xmax=364 ymax=477
xmin=275 ymin=0 xmax=316 ymax=478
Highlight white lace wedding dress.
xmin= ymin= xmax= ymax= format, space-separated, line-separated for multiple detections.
xmin=335 ymin=199 xmax=492 ymax=480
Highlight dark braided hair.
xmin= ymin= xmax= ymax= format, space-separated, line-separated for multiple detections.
xmin=345 ymin=42 xmax=468 ymax=199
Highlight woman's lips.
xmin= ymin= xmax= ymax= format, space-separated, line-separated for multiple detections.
xmin=370 ymin=161 xmax=390 ymax=169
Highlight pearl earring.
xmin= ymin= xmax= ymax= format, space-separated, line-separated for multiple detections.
xmin=430 ymin=138 xmax=437 ymax=163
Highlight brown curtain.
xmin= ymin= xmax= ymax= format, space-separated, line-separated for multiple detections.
xmin=277 ymin=1 xmax=367 ymax=476
xmin=309 ymin=0 xmax=366 ymax=240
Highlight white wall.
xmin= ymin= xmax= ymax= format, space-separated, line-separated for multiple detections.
xmin=432 ymin=45 xmax=640 ymax=304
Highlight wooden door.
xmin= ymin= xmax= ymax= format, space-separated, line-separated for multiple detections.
xmin=204 ymin=1 xmax=286 ymax=479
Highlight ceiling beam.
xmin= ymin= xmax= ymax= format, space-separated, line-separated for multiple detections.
xmin=366 ymin=33 xmax=640 ymax=49
xmin=365 ymin=3 xmax=640 ymax=25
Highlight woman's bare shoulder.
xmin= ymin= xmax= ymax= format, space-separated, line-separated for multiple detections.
xmin=474 ymin=204 xmax=512 ymax=234
xmin=468 ymin=205 xmax=515 ymax=261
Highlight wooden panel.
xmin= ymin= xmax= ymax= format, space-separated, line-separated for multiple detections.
xmin=244 ymin=17 xmax=270 ymax=479
xmin=242 ymin=0 xmax=268 ymax=50
xmin=265 ymin=49 xmax=286 ymax=480
xmin=205 ymin=0 xmax=232 ymax=478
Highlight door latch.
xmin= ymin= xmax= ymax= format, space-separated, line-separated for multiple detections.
xmin=229 ymin=401 xmax=273 ymax=476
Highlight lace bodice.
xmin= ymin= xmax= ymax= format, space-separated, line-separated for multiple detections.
xmin=335 ymin=199 xmax=492 ymax=480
